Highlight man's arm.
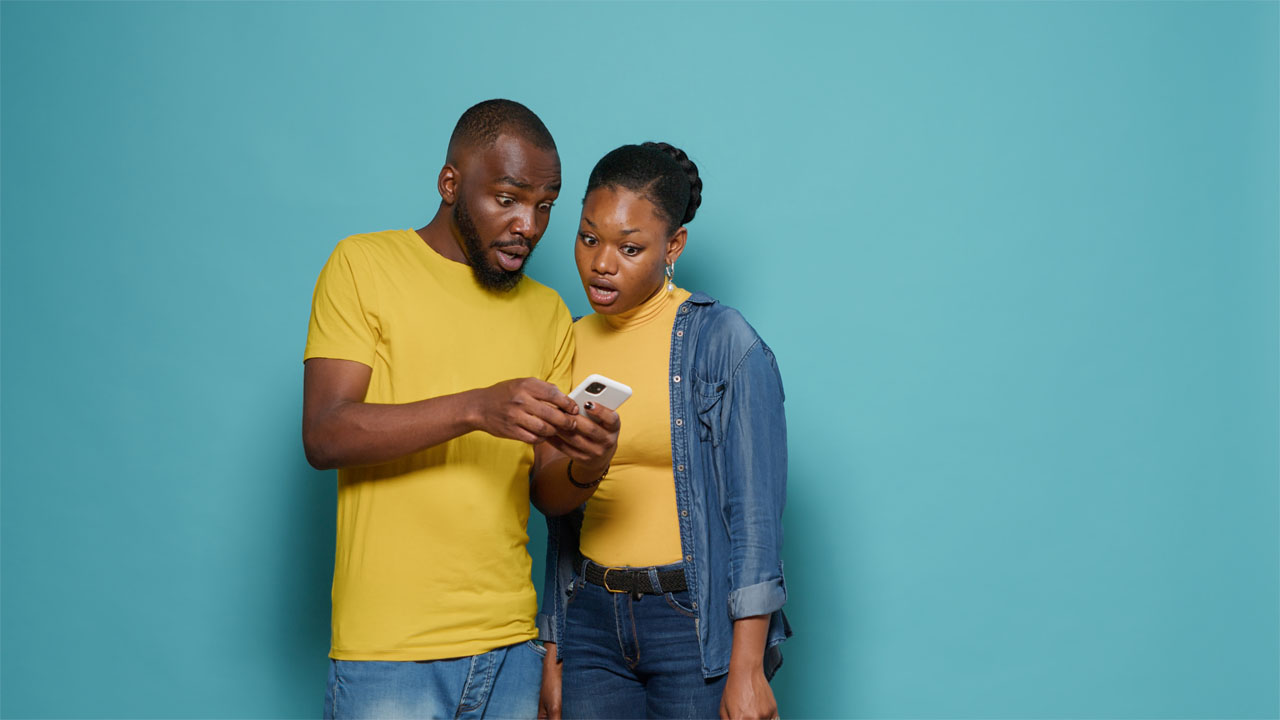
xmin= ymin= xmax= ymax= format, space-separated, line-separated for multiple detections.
xmin=302 ymin=357 xmax=581 ymax=470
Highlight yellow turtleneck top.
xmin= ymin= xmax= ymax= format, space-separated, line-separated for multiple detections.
xmin=573 ymin=285 xmax=692 ymax=567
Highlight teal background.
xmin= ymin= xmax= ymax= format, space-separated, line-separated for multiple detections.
xmin=2 ymin=1 xmax=1277 ymax=718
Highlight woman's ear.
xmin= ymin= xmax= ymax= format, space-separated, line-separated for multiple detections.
xmin=666 ymin=226 xmax=688 ymax=265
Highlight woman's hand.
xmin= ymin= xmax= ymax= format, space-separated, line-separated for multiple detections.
xmin=547 ymin=402 xmax=620 ymax=480
xmin=721 ymin=615 xmax=777 ymax=720
xmin=538 ymin=642 xmax=562 ymax=720
xmin=720 ymin=664 xmax=777 ymax=720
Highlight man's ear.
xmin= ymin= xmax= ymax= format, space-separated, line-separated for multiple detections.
xmin=438 ymin=164 xmax=460 ymax=205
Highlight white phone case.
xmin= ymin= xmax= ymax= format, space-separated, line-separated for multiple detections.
xmin=568 ymin=373 xmax=633 ymax=413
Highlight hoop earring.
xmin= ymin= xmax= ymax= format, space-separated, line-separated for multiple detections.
xmin=665 ymin=262 xmax=675 ymax=292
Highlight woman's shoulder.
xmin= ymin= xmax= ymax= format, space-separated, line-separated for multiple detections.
xmin=685 ymin=295 xmax=784 ymax=397
xmin=687 ymin=294 xmax=759 ymax=340
xmin=685 ymin=293 xmax=770 ymax=365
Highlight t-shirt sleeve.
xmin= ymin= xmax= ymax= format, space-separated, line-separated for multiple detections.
xmin=304 ymin=239 xmax=379 ymax=367
xmin=546 ymin=301 xmax=576 ymax=394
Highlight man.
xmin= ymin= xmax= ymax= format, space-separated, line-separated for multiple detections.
xmin=303 ymin=99 xmax=618 ymax=719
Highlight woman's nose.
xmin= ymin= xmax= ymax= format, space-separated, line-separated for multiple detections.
xmin=592 ymin=248 xmax=617 ymax=275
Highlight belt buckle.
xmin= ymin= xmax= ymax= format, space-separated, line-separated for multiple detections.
xmin=602 ymin=567 xmax=626 ymax=594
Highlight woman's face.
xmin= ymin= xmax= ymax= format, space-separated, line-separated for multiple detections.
xmin=576 ymin=186 xmax=686 ymax=315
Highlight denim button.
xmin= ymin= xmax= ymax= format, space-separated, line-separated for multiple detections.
xmin=675 ymin=419 xmax=683 ymax=426
xmin=681 ymin=510 xmax=688 ymax=517
xmin=673 ymin=375 xmax=681 ymax=383
xmin=685 ymin=555 xmax=692 ymax=562
xmin=692 ymin=602 xmax=698 ymax=609
xmin=676 ymin=330 xmax=684 ymax=337
xmin=677 ymin=464 xmax=684 ymax=471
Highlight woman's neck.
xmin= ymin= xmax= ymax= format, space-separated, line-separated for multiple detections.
xmin=603 ymin=282 xmax=675 ymax=330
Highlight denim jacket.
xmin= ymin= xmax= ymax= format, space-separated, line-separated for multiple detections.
xmin=539 ymin=292 xmax=791 ymax=679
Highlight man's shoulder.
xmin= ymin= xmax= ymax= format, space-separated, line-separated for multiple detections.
xmin=515 ymin=275 xmax=571 ymax=317
xmin=330 ymin=229 xmax=409 ymax=259
xmin=321 ymin=231 xmax=425 ymax=286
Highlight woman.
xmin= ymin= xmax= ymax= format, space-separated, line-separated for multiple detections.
xmin=531 ymin=142 xmax=790 ymax=719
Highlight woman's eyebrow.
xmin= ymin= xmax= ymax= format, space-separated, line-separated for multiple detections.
xmin=581 ymin=216 xmax=640 ymax=235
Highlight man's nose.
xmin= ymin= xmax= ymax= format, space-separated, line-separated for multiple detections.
xmin=510 ymin=206 xmax=536 ymax=239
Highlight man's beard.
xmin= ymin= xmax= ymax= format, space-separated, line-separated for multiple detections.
xmin=454 ymin=195 xmax=529 ymax=292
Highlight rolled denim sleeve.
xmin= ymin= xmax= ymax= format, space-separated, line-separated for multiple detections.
xmin=721 ymin=339 xmax=788 ymax=620
xmin=537 ymin=515 xmax=561 ymax=644
xmin=536 ymin=612 xmax=556 ymax=643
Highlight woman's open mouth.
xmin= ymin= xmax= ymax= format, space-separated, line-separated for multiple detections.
xmin=587 ymin=281 xmax=618 ymax=305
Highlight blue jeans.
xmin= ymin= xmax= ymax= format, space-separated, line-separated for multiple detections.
xmin=561 ymin=564 xmax=727 ymax=719
xmin=324 ymin=640 xmax=544 ymax=719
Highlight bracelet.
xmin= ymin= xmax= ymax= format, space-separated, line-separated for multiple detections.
xmin=567 ymin=459 xmax=607 ymax=489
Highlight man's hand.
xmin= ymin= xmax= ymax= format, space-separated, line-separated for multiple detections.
xmin=472 ymin=378 xmax=580 ymax=444
xmin=720 ymin=664 xmax=777 ymax=720
xmin=538 ymin=642 xmax=562 ymax=720
xmin=547 ymin=402 xmax=620 ymax=480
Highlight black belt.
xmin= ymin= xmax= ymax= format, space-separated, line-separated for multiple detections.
xmin=583 ymin=560 xmax=687 ymax=597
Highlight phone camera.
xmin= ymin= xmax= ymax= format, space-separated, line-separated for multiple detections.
xmin=585 ymin=382 xmax=606 ymax=395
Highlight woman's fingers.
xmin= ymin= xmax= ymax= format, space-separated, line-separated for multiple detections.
xmin=584 ymin=403 xmax=620 ymax=433
xmin=562 ymin=404 xmax=620 ymax=444
xmin=546 ymin=435 xmax=602 ymax=463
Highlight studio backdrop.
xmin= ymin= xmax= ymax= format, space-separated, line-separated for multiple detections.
xmin=2 ymin=2 xmax=1277 ymax=718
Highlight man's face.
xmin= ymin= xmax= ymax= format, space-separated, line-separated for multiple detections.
xmin=452 ymin=135 xmax=561 ymax=291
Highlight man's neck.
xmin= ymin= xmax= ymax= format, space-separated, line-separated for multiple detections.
xmin=416 ymin=206 xmax=469 ymax=265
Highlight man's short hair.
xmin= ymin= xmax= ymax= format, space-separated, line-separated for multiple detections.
xmin=447 ymin=99 xmax=556 ymax=162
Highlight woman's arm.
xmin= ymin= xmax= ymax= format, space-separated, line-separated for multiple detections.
xmin=720 ymin=339 xmax=789 ymax=620
xmin=716 ymin=338 xmax=787 ymax=718
xmin=529 ymin=449 xmax=597 ymax=517
xmin=720 ymin=616 xmax=777 ymax=720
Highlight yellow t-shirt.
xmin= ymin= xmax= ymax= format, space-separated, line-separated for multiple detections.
xmin=574 ymin=286 xmax=692 ymax=567
xmin=304 ymin=229 xmax=574 ymax=661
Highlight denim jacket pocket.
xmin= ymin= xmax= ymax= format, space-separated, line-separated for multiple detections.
xmin=694 ymin=375 xmax=726 ymax=446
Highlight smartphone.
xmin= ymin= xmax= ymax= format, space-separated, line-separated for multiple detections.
xmin=568 ymin=374 xmax=633 ymax=413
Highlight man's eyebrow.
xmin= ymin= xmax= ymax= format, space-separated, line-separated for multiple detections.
xmin=493 ymin=175 xmax=532 ymax=189
xmin=546 ymin=181 xmax=561 ymax=192
xmin=582 ymin=216 xmax=596 ymax=228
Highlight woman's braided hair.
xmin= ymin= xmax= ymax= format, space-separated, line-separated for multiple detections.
xmin=585 ymin=142 xmax=702 ymax=231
